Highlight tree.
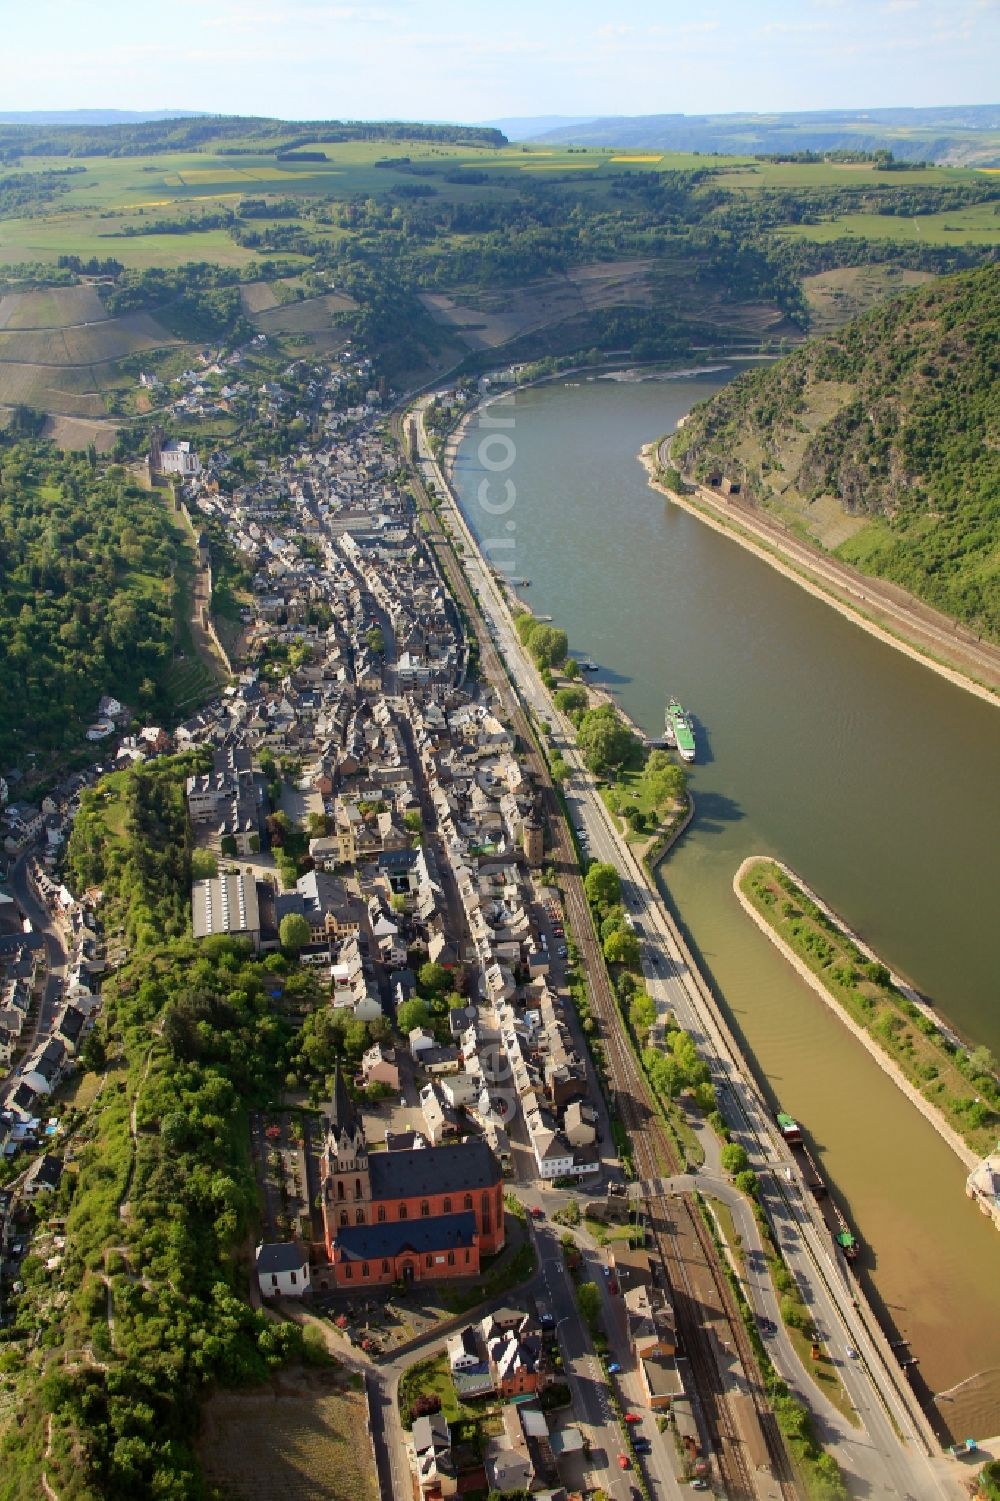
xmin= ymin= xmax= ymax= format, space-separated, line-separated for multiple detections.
xmin=576 ymin=703 xmax=639 ymax=774
xmin=404 ymin=810 xmax=422 ymax=833
xmin=735 ymin=1169 xmax=759 ymax=1198
xmin=967 ymin=1044 xmax=997 ymax=1080
xmin=978 ymin=1458 xmax=1000 ymax=1501
xmin=604 ymin=928 xmax=641 ymax=970
xmin=553 ymin=685 xmax=588 ymax=714
xmin=575 ymin=1280 xmax=602 ymax=1334
xmin=564 ymin=658 xmax=580 ymax=679
xmin=191 ymin=848 xmax=218 ymax=880
xmin=366 ymin=625 xmax=385 ymax=654
xmin=390 ymin=892 xmax=407 ymax=914
xmin=529 ymin=625 xmax=568 ymax=670
xmin=396 ymin=997 xmax=431 ymax=1036
xmin=79 ymin=1029 xmax=106 ymax=1073
xmin=643 ymin=1048 xmax=683 ymax=1101
xmin=601 ymin=908 xmax=628 ymax=944
xmin=550 ymin=755 xmax=570 ymax=783
xmin=721 ymin=1142 xmax=750 ymax=1175
xmin=584 ymin=861 xmax=620 ymax=912
xmin=307 ymin=811 xmax=329 ymax=838
xmin=672 ymin=1029 xmax=710 ymax=1088
xmin=629 ymin=992 xmax=657 ymax=1036
xmin=279 ymin=912 xmax=311 ymax=954
xmin=418 ymin=961 xmax=450 ymax=997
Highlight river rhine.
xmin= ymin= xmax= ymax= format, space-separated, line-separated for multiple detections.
xmin=451 ymin=370 xmax=1000 ymax=1440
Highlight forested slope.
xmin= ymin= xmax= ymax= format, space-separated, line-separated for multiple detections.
xmin=0 ymin=439 xmax=192 ymax=765
xmin=672 ymin=265 xmax=1000 ymax=637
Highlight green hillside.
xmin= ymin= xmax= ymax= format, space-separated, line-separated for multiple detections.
xmin=672 ymin=265 xmax=1000 ymax=638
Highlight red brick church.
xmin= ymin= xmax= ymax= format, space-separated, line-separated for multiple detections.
xmin=321 ymin=1070 xmax=505 ymax=1288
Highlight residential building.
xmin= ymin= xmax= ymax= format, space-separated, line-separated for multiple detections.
xmin=255 ymin=1241 xmax=311 ymax=1298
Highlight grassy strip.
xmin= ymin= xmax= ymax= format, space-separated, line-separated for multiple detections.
xmin=740 ymin=860 xmax=999 ymax=1157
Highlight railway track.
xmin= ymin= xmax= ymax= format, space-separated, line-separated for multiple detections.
xmin=392 ymin=406 xmax=798 ymax=1501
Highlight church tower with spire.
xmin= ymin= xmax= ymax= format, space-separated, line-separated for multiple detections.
xmin=322 ymin=1067 xmax=371 ymax=1236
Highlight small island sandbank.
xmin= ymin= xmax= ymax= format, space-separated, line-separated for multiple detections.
xmin=734 ymin=856 xmax=999 ymax=1174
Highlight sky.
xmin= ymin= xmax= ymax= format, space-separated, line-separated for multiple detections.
xmin=4 ymin=0 xmax=999 ymax=122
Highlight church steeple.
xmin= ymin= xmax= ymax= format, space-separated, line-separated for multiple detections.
xmin=322 ymin=1066 xmax=371 ymax=1246
xmin=325 ymin=1065 xmax=368 ymax=1171
xmin=330 ymin=1063 xmax=359 ymax=1142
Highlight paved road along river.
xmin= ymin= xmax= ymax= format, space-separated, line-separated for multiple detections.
xmin=450 ymin=368 xmax=1000 ymax=1441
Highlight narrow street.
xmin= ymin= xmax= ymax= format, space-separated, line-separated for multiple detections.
xmin=1 ymin=855 xmax=68 ymax=1108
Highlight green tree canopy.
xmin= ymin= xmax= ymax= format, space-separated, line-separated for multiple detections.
xmin=577 ymin=703 xmax=640 ymax=774
xmin=279 ymin=912 xmax=311 ymax=954
xmin=553 ymin=685 xmax=588 ymax=714
xmin=191 ymin=848 xmax=218 ymax=880
xmin=584 ymin=861 xmax=621 ymax=912
xmin=721 ymin=1142 xmax=750 ymax=1175
xmin=604 ymin=927 xmax=641 ymax=970
xmin=629 ymin=992 xmax=657 ymax=1036
xmin=417 ymin=961 xmax=451 ymax=998
xmin=396 ymin=997 xmax=432 ymax=1036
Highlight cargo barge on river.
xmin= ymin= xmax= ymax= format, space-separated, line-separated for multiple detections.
xmin=779 ymin=1111 xmax=861 ymax=1262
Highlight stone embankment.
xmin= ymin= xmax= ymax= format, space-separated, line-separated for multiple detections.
xmin=641 ymin=445 xmax=1000 ymax=705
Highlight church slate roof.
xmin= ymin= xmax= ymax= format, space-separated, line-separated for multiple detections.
xmin=335 ymin=1211 xmax=478 ymax=1261
xmin=368 ymin=1138 xmax=501 ymax=1199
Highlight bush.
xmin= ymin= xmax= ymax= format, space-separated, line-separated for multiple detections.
xmin=721 ymin=1142 xmax=750 ymax=1175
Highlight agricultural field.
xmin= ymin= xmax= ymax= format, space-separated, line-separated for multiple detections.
xmin=0 ymin=283 xmax=108 ymax=328
xmin=4 ymin=140 xmax=990 ymax=280
xmin=1 ymin=120 xmax=997 ymax=432
xmin=248 ymin=289 xmax=357 ymax=337
xmin=779 ymin=199 xmax=1000 ymax=244
xmin=0 ymin=309 xmax=179 ymax=364
xmin=0 ymin=360 xmax=106 ymax=416
xmin=196 ymin=1367 xmax=378 ymax=1501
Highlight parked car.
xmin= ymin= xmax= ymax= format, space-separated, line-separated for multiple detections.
xmin=607 ymin=1361 xmax=621 ymax=1374
xmin=602 ymin=1265 xmax=611 ymax=1278
xmin=692 ymin=1483 xmax=710 ymax=1493
xmin=624 ymin=1412 xmax=641 ymax=1425
xmin=617 ymin=1452 xmax=631 ymax=1470
xmin=633 ymin=1438 xmax=651 ymax=1454
xmin=530 ymin=1206 xmax=544 ymax=1220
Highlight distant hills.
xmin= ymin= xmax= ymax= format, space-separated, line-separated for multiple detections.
xmin=491 ymin=105 xmax=1000 ymax=166
xmin=0 ymin=109 xmax=208 ymax=125
xmin=672 ymin=265 xmax=1000 ymax=637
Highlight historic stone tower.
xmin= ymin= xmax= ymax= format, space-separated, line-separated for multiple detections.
xmin=522 ymin=817 xmax=544 ymax=867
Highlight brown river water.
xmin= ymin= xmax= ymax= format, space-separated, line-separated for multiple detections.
xmin=451 ymin=369 xmax=1000 ymax=1440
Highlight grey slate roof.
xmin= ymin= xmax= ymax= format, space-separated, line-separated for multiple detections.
xmin=335 ymin=1211 xmax=477 ymax=1262
xmin=368 ymin=1138 xmax=500 ymax=1199
xmin=255 ymin=1241 xmax=308 ymax=1274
